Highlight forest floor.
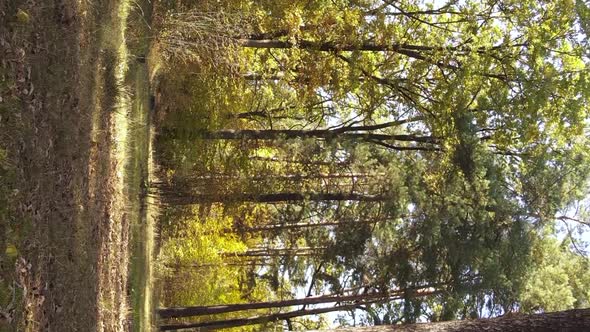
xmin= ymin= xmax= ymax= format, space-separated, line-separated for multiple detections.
xmin=125 ymin=61 xmax=157 ymax=330
xmin=125 ymin=0 xmax=158 ymax=328
xmin=0 ymin=0 xmax=156 ymax=330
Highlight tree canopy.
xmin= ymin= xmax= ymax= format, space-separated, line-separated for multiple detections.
xmin=152 ymin=0 xmax=590 ymax=330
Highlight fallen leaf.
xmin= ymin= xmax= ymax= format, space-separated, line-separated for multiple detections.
xmin=16 ymin=9 xmax=30 ymax=24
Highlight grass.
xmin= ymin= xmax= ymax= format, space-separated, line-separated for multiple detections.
xmin=95 ymin=0 xmax=160 ymax=330
xmin=92 ymin=0 xmax=160 ymax=329
xmin=123 ymin=0 xmax=158 ymax=330
xmin=0 ymin=0 xmax=157 ymax=330
xmin=94 ymin=1 xmax=132 ymax=330
xmin=126 ymin=59 xmax=157 ymax=332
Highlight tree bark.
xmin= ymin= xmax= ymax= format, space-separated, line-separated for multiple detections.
xmin=233 ymin=111 xmax=305 ymax=121
xmin=165 ymin=261 xmax=268 ymax=269
xmin=245 ymin=220 xmax=349 ymax=232
xmin=236 ymin=39 xmax=434 ymax=64
xmin=236 ymin=38 xmax=525 ymax=74
xmin=159 ymin=291 xmax=443 ymax=330
xmin=242 ymin=73 xmax=285 ymax=81
xmin=223 ymin=247 xmax=326 ymax=258
xmin=158 ymin=288 xmax=436 ymax=319
xmin=162 ymin=128 xmax=436 ymax=144
xmin=243 ymin=217 xmax=389 ymax=232
xmin=159 ymin=300 xmax=384 ymax=331
xmin=248 ymin=156 xmax=351 ymax=167
xmin=179 ymin=172 xmax=379 ymax=182
xmin=162 ymin=192 xmax=388 ymax=205
xmin=303 ymin=308 xmax=590 ymax=332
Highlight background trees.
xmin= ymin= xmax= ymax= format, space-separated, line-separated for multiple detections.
xmin=152 ymin=0 xmax=590 ymax=330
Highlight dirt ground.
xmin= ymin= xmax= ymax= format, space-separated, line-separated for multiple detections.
xmin=0 ymin=0 xmax=134 ymax=330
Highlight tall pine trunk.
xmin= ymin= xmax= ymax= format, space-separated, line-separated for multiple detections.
xmin=236 ymin=39 xmax=431 ymax=62
xmin=161 ymin=128 xmax=436 ymax=144
xmin=159 ymin=300 xmax=385 ymax=331
xmin=158 ymin=287 xmax=435 ymax=318
xmin=160 ymin=192 xmax=388 ymax=205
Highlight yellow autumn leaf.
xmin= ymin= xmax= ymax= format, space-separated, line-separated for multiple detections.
xmin=16 ymin=8 xmax=30 ymax=24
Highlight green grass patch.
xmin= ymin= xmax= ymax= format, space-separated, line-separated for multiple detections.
xmin=125 ymin=59 xmax=157 ymax=332
xmin=124 ymin=0 xmax=158 ymax=330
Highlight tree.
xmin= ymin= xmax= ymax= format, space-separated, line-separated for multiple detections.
xmin=161 ymin=127 xmax=437 ymax=147
xmin=160 ymin=191 xmax=388 ymax=205
xmin=159 ymin=286 xmax=437 ymax=318
xmin=520 ymin=236 xmax=590 ymax=312
xmin=159 ymin=302 xmax=378 ymax=331
xmin=159 ymin=289 xmax=439 ymax=331
xmin=154 ymin=0 xmax=590 ymax=329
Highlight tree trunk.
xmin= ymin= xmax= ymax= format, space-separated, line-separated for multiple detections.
xmin=236 ymin=38 xmax=525 ymax=74
xmin=236 ymin=39 xmax=433 ymax=64
xmin=158 ymin=288 xmax=436 ymax=318
xmin=159 ymin=291 xmax=443 ymax=330
xmin=232 ymin=111 xmax=305 ymax=121
xmin=242 ymin=73 xmax=285 ymax=81
xmin=248 ymin=156 xmax=352 ymax=167
xmin=303 ymin=308 xmax=590 ymax=332
xmin=179 ymin=172 xmax=379 ymax=182
xmin=159 ymin=300 xmax=382 ymax=331
xmin=245 ymin=220 xmax=348 ymax=232
xmin=243 ymin=217 xmax=388 ymax=232
xmin=165 ymin=261 xmax=268 ymax=269
xmin=223 ymin=247 xmax=326 ymax=258
xmin=162 ymin=192 xmax=388 ymax=205
xmin=162 ymin=128 xmax=436 ymax=144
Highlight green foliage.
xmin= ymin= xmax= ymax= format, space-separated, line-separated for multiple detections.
xmin=160 ymin=205 xmax=247 ymax=265
xmin=520 ymin=236 xmax=590 ymax=312
xmin=154 ymin=0 xmax=590 ymax=328
xmin=161 ymin=265 xmax=277 ymax=332
xmin=159 ymin=204 xmax=281 ymax=331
